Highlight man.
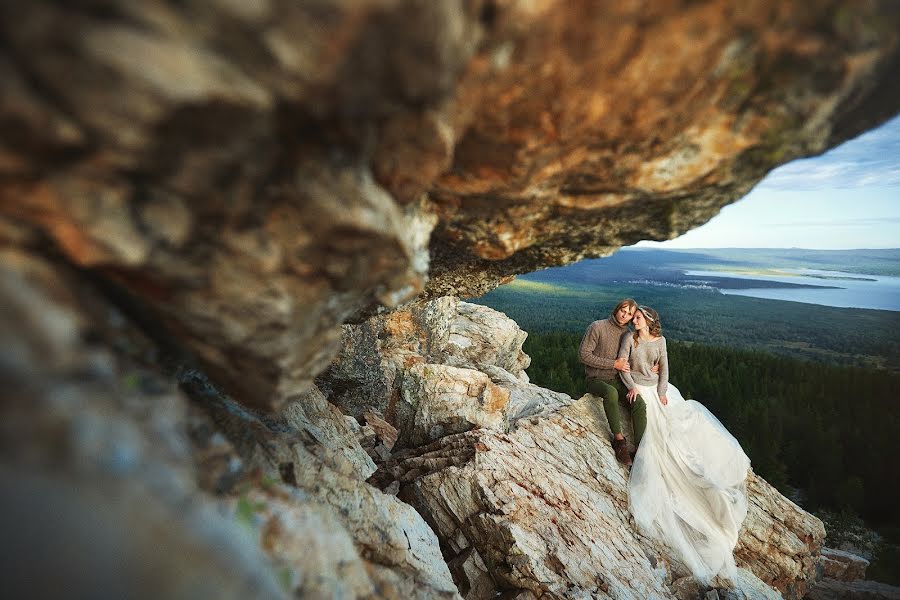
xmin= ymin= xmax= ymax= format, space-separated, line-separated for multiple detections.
xmin=579 ymin=298 xmax=649 ymax=467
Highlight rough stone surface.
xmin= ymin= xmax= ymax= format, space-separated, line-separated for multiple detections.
xmin=399 ymin=362 xmax=511 ymax=447
xmin=736 ymin=474 xmax=826 ymax=599
xmin=0 ymin=0 xmax=471 ymax=410
xmin=820 ymin=547 xmax=870 ymax=582
xmin=321 ymin=296 xmax=458 ymax=420
xmin=282 ymin=387 xmax=377 ymax=480
xmin=188 ymin=385 xmax=463 ymax=600
xmin=363 ymin=410 xmax=400 ymax=450
xmin=371 ymin=394 xmax=823 ymax=600
xmin=0 ymin=250 xmax=286 ymax=599
xmin=481 ymin=364 xmax=571 ymax=423
xmin=0 ymin=250 xmax=459 ymax=600
xmin=3 ymin=3 xmax=900 ymax=598
xmin=321 ymin=297 xmax=532 ymax=426
xmin=2 ymin=1 xmax=899 ymax=409
xmin=805 ymin=579 xmax=900 ymax=600
xmin=446 ymin=302 xmax=530 ymax=376
xmin=424 ymin=1 xmax=900 ymax=298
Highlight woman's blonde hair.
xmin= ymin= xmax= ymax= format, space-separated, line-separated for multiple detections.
xmin=633 ymin=305 xmax=662 ymax=345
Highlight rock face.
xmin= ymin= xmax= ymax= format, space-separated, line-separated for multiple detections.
xmin=2 ymin=3 xmax=899 ymax=599
xmin=319 ymin=296 xmax=543 ymax=437
xmin=2 ymin=1 xmax=899 ymax=408
xmin=0 ymin=251 xmax=464 ymax=600
xmin=2 ymin=251 xmax=828 ymax=599
xmin=398 ymin=362 xmax=512 ymax=447
xmin=805 ymin=579 xmax=900 ymax=600
xmin=449 ymin=302 xmax=531 ymax=376
xmin=352 ymin=297 xmax=825 ymax=600
xmin=371 ymin=401 xmax=823 ymax=599
xmin=0 ymin=251 xmax=285 ymax=599
xmin=425 ymin=1 xmax=900 ymax=297
xmin=804 ymin=548 xmax=900 ymax=600
xmin=736 ymin=474 xmax=827 ymax=598
xmin=820 ymin=548 xmax=870 ymax=583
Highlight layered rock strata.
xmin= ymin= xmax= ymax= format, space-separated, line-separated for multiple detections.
xmin=0 ymin=252 xmax=461 ymax=599
xmin=805 ymin=548 xmax=900 ymax=600
xmin=2 ymin=1 xmax=899 ymax=408
xmin=806 ymin=579 xmax=900 ymax=600
xmin=819 ymin=548 xmax=870 ymax=583
xmin=352 ymin=296 xmax=826 ymax=599
xmin=370 ymin=403 xmax=824 ymax=599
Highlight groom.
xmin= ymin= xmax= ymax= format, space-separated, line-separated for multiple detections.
xmin=579 ymin=298 xmax=648 ymax=467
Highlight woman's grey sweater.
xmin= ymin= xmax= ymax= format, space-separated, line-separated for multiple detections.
xmin=617 ymin=333 xmax=669 ymax=397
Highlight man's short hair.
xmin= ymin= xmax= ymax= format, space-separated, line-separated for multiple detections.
xmin=610 ymin=298 xmax=638 ymax=319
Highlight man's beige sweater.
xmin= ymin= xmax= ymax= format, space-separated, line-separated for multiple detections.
xmin=579 ymin=317 xmax=628 ymax=381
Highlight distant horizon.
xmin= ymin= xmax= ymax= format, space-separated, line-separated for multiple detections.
xmin=636 ymin=114 xmax=900 ymax=250
xmin=624 ymin=246 xmax=900 ymax=251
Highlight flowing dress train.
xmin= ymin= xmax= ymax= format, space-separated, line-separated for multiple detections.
xmin=628 ymin=382 xmax=750 ymax=585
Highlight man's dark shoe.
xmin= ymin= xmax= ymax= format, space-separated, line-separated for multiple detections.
xmin=612 ymin=437 xmax=632 ymax=467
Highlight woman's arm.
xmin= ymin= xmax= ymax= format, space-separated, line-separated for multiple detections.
xmin=656 ymin=337 xmax=669 ymax=398
xmin=617 ymin=333 xmax=637 ymax=390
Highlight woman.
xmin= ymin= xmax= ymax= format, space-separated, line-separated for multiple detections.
xmin=618 ymin=305 xmax=750 ymax=586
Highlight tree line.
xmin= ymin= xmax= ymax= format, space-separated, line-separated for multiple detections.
xmin=476 ymin=281 xmax=900 ymax=371
xmin=523 ymin=331 xmax=900 ymax=531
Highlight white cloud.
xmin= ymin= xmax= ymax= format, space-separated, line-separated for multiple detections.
xmin=757 ymin=115 xmax=900 ymax=190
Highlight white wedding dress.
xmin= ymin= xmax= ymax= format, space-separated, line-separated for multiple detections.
xmin=628 ymin=382 xmax=750 ymax=585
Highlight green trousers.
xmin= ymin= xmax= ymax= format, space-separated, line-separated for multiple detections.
xmin=586 ymin=376 xmax=647 ymax=445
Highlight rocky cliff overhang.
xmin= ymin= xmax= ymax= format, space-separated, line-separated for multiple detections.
xmin=2 ymin=5 xmax=900 ymax=598
xmin=2 ymin=0 xmax=899 ymax=410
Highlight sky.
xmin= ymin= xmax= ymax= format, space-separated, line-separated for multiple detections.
xmin=637 ymin=114 xmax=900 ymax=249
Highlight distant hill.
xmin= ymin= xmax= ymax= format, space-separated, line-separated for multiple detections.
xmin=657 ymin=247 xmax=900 ymax=276
xmin=521 ymin=248 xmax=900 ymax=285
xmin=474 ymin=247 xmax=900 ymax=371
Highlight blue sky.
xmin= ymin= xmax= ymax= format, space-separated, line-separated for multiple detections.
xmin=638 ymin=114 xmax=900 ymax=249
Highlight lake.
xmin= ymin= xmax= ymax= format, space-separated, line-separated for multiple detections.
xmin=684 ymin=269 xmax=900 ymax=312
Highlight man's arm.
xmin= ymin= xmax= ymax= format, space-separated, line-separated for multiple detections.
xmin=578 ymin=322 xmax=616 ymax=369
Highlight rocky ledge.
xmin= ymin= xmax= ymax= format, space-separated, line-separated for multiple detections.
xmin=3 ymin=261 xmax=829 ymax=599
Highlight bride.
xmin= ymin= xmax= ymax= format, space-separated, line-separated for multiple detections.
xmin=617 ymin=305 xmax=750 ymax=585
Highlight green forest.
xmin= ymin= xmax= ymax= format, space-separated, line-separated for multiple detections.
xmin=478 ymin=279 xmax=900 ymax=371
xmin=521 ymin=331 xmax=900 ymax=583
xmin=474 ymin=269 xmax=900 ymax=583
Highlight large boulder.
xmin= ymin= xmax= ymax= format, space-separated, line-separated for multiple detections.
xmin=321 ymin=298 xmax=531 ymax=422
xmin=805 ymin=579 xmax=900 ymax=600
xmin=370 ymin=395 xmax=825 ymax=600
xmin=0 ymin=250 xmax=459 ymax=600
xmin=819 ymin=548 xmax=870 ymax=582
xmin=398 ymin=362 xmax=512 ymax=447
xmin=447 ymin=302 xmax=531 ymax=376
xmin=803 ymin=548 xmax=900 ymax=600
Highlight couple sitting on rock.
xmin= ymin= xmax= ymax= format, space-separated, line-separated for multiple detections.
xmin=579 ymin=297 xmax=752 ymax=586
xmin=578 ymin=297 xmax=659 ymax=467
